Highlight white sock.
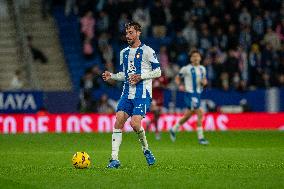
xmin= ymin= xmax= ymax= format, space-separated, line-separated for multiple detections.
xmin=173 ymin=123 xmax=181 ymax=132
xmin=111 ymin=129 xmax=122 ymax=160
xmin=197 ymin=127 xmax=204 ymax=139
xmin=136 ymin=127 xmax=149 ymax=151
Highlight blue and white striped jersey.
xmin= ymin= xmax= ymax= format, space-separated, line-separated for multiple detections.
xmin=111 ymin=43 xmax=161 ymax=99
xmin=179 ymin=64 xmax=206 ymax=94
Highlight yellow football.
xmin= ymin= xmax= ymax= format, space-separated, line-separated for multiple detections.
xmin=72 ymin=152 xmax=91 ymax=169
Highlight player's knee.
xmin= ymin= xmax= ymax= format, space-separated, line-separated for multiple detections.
xmin=130 ymin=119 xmax=137 ymax=128
xmin=114 ymin=118 xmax=125 ymax=129
xmin=184 ymin=115 xmax=190 ymax=120
xmin=130 ymin=120 xmax=140 ymax=131
xmin=196 ymin=109 xmax=203 ymax=116
xmin=184 ymin=112 xmax=192 ymax=119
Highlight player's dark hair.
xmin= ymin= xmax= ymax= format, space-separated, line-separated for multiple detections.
xmin=125 ymin=21 xmax=142 ymax=32
xmin=189 ymin=49 xmax=202 ymax=58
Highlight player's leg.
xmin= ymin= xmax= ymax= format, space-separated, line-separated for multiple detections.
xmin=131 ymin=115 xmax=149 ymax=151
xmin=107 ymin=111 xmax=129 ymax=168
xmin=111 ymin=111 xmax=129 ymax=159
xmin=132 ymin=98 xmax=155 ymax=165
xmin=173 ymin=109 xmax=193 ymax=131
xmin=153 ymin=109 xmax=161 ymax=140
xmin=130 ymin=115 xmax=155 ymax=165
xmin=108 ymin=97 xmax=132 ymax=168
xmin=170 ymin=92 xmax=195 ymax=141
xmin=169 ymin=109 xmax=193 ymax=141
xmin=195 ymin=108 xmax=209 ymax=145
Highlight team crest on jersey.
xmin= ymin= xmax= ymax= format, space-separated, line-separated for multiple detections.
xmin=136 ymin=53 xmax=140 ymax=59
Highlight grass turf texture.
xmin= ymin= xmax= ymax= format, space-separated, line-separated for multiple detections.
xmin=0 ymin=131 xmax=283 ymax=189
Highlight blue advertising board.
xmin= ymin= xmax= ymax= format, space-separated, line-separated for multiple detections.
xmin=0 ymin=92 xmax=43 ymax=113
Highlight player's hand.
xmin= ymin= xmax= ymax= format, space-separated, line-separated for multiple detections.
xmin=178 ymin=85 xmax=185 ymax=91
xmin=102 ymin=71 xmax=111 ymax=81
xmin=129 ymin=74 xmax=141 ymax=85
xmin=201 ymin=78 xmax=208 ymax=87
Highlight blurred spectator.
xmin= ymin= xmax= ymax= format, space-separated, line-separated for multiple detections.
xmin=83 ymin=39 xmax=94 ymax=59
xmin=263 ymin=10 xmax=273 ymax=29
xmin=159 ymin=46 xmax=170 ymax=71
xmin=205 ymin=46 xmax=226 ymax=87
xmin=0 ymin=0 xmax=8 ymax=20
xmin=219 ymin=72 xmax=230 ymax=91
xmin=190 ymin=0 xmax=208 ymax=22
xmin=91 ymin=65 xmax=103 ymax=90
xmin=80 ymin=11 xmax=95 ymax=41
xmin=150 ymin=0 xmax=167 ymax=38
xmin=96 ymin=11 xmax=109 ymax=34
xmin=98 ymin=32 xmax=110 ymax=50
xmin=118 ymin=13 xmax=130 ymax=35
xmin=224 ymin=49 xmax=240 ymax=85
xmin=132 ymin=5 xmax=150 ymax=38
xmin=96 ymin=94 xmax=115 ymax=113
xmin=182 ymin=20 xmax=198 ymax=48
xmin=276 ymin=18 xmax=284 ymax=43
xmin=10 ymin=70 xmax=24 ymax=90
xmin=239 ymin=7 xmax=252 ymax=26
xmin=239 ymin=26 xmax=252 ymax=51
xmin=198 ymin=24 xmax=213 ymax=53
xmin=249 ymin=43 xmax=262 ymax=87
xmin=252 ymin=15 xmax=265 ymax=41
xmin=102 ymin=45 xmax=114 ymax=64
xmin=262 ymin=27 xmax=281 ymax=51
xmin=213 ymin=28 xmax=228 ymax=51
xmin=227 ymin=24 xmax=239 ymax=49
xmin=65 ymin=0 xmax=77 ymax=16
xmin=79 ymin=70 xmax=95 ymax=112
xmin=27 ymin=35 xmax=48 ymax=64
xmin=237 ymin=45 xmax=248 ymax=84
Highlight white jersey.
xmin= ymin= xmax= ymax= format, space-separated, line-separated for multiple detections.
xmin=111 ymin=43 xmax=161 ymax=99
xmin=179 ymin=64 xmax=206 ymax=94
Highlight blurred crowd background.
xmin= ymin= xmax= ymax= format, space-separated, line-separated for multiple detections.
xmin=1 ymin=0 xmax=284 ymax=113
xmin=61 ymin=0 xmax=284 ymax=91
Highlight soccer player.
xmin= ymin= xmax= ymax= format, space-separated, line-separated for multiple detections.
xmin=169 ymin=50 xmax=209 ymax=145
xmin=102 ymin=22 xmax=161 ymax=168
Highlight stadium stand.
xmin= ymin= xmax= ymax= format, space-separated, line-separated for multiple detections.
xmin=0 ymin=1 xmax=26 ymax=90
xmin=22 ymin=0 xmax=71 ymax=90
xmin=51 ymin=0 xmax=284 ymax=90
xmin=49 ymin=0 xmax=284 ymax=112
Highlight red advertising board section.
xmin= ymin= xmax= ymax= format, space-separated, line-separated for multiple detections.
xmin=0 ymin=113 xmax=284 ymax=134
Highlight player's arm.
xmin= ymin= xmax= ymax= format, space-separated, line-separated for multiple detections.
xmin=201 ymin=78 xmax=208 ymax=87
xmin=175 ymin=75 xmax=182 ymax=85
xmin=129 ymin=48 xmax=161 ymax=84
xmin=110 ymin=72 xmax=125 ymax=81
xmin=175 ymin=67 xmax=186 ymax=90
xmin=141 ymin=48 xmax=161 ymax=80
xmin=200 ymin=66 xmax=207 ymax=87
xmin=102 ymin=71 xmax=125 ymax=81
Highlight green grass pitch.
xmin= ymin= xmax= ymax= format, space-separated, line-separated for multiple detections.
xmin=0 ymin=131 xmax=283 ymax=189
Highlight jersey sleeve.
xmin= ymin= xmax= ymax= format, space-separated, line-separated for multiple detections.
xmin=179 ymin=66 xmax=187 ymax=77
xmin=201 ymin=66 xmax=207 ymax=79
xmin=141 ymin=47 xmax=161 ymax=80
